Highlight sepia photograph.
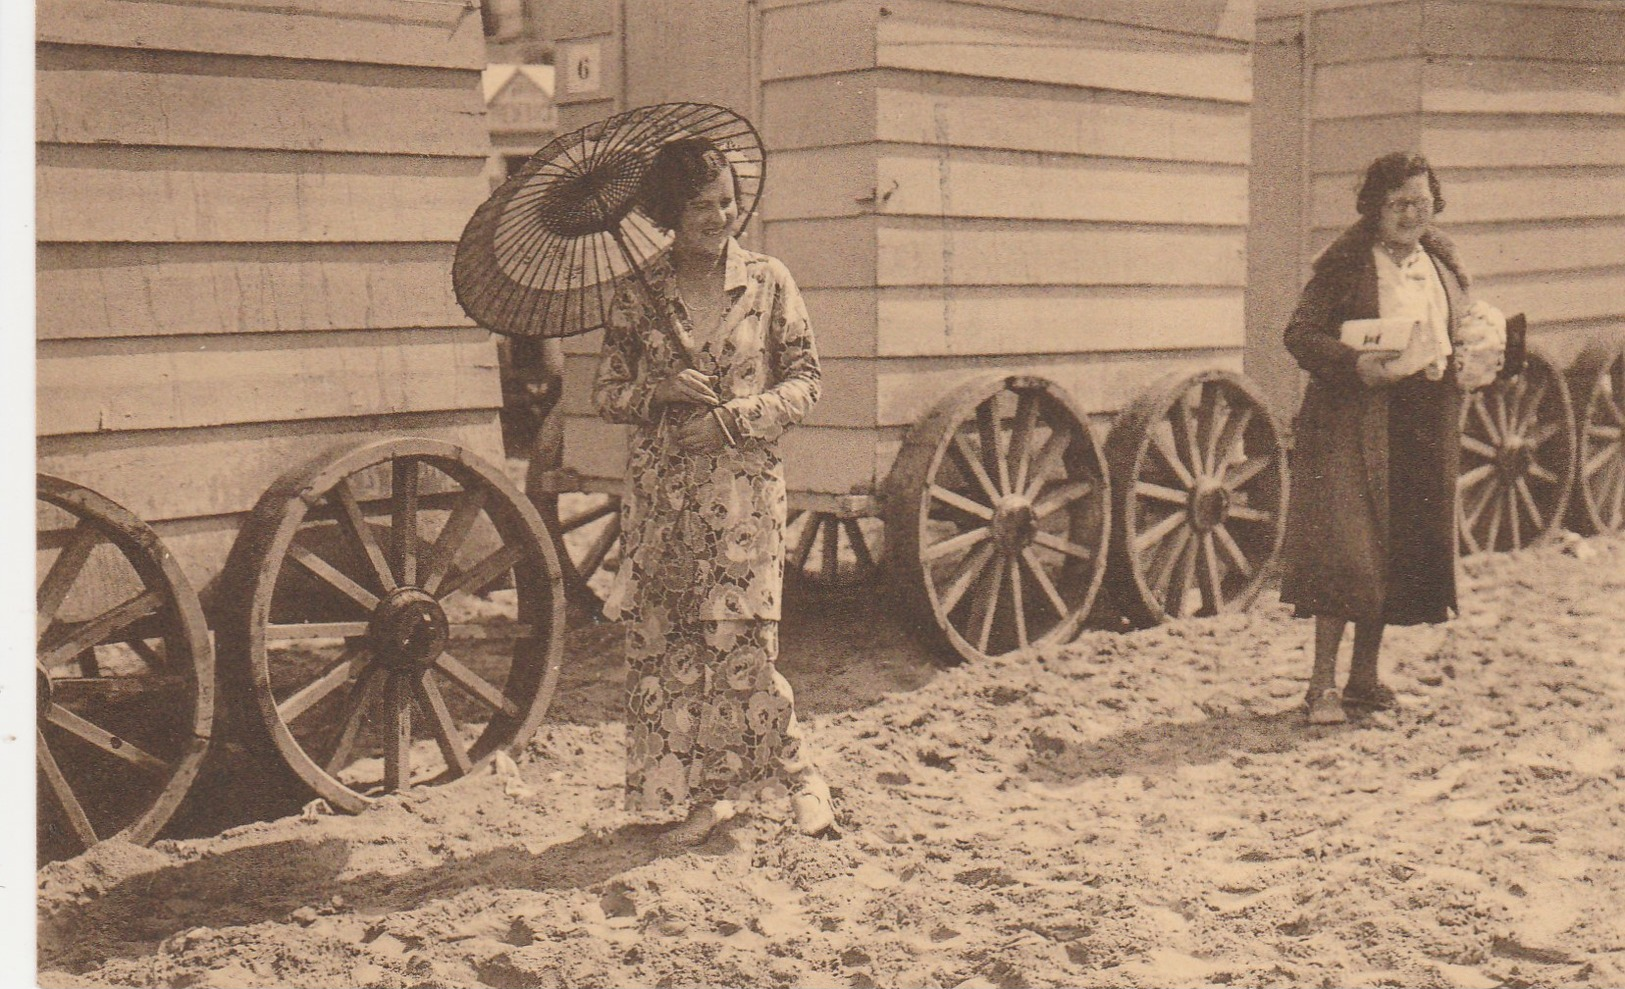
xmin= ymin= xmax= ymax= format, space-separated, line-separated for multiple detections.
xmin=23 ymin=0 xmax=1625 ymax=986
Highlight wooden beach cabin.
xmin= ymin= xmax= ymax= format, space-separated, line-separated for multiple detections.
xmin=36 ymin=0 xmax=567 ymax=858
xmin=537 ymin=0 xmax=1293 ymax=659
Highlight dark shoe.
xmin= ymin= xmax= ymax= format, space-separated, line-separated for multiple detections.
xmin=660 ymin=800 xmax=736 ymax=848
xmin=1305 ymin=688 xmax=1348 ymax=725
xmin=1343 ymin=680 xmax=1401 ymax=711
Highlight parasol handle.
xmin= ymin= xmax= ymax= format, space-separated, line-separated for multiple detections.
xmin=609 ymin=227 xmax=701 ymax=370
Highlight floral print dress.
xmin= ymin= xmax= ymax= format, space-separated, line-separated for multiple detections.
xmin=592 ymin=238 xmax=821 ymax=811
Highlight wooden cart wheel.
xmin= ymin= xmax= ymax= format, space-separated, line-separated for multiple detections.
xmin=1104 ymin=370 xmax=1289 ymax=628
xmin=885 ymin=375 xmax=1110 ymax=663
xmin=524 ymin=406 xmax=620 ymax=624
xmin=1566 ymin=337 xmax=1625 ymax=534
xmin=786 ymin=511 xmax=879 ymax=589
xmin=36 ymin=475 xmax=212 ymax=860
xmin=223 ymin=437 xmax=565 ymax=813
xmin=1458 ymin=346 xmax=1576 ymax=554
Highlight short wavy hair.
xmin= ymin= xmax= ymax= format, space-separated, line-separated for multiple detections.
xmin=638 ymin=138 xmax=734 ymax=232
xmin=1356 ymin=151 xmax=1446 ymax=219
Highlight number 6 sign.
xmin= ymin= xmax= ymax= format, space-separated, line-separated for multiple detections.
xmin=560 ymin=41 xmax=602 ymax=95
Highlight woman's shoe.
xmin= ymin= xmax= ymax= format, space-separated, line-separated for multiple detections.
xmin=790 ymin=773 xmax=835 ymax=835
xmin=1306 ymin=688 xmax=1348 ymax=725
xmin=1343 ymin=680 xmax=1401 ymax=711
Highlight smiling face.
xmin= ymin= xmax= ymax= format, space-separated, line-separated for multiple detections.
xmin=1376 ymin=172 xmax=1435 ymax=253
xmin=671 ymin=171 xmax=739 ymax=262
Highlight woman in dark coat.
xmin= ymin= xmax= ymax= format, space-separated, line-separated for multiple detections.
xmin=1280 ymin=152 xmax=1472 ymax=725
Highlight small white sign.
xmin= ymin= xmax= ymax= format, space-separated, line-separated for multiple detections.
xmin=560 ymin=41 xmax=602 ymax=95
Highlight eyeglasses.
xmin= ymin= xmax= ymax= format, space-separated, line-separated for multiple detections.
xmin=1383 ymin=197 xmax=1435 ymax=214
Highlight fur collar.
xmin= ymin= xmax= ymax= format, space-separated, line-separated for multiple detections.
xmin=1314 ymin=221 xmax=1470 ymax=290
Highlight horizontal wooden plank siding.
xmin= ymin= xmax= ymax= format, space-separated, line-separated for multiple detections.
xmin=37 ymin=148 xmax=488 ymax=243
xmin=37 ymin=243 xmax=468 ymax=340
xmin=37 ymin=0 xmax=503 ymax=535
xmin=38 ymin=410 xmax=497 ymax=525
xmin=874 ymin=223 xmax=1246 ymax=288
xmin=37 ymin=56 xmax=487 ymax=157
xmin=38 ymin=0 xmax=487 ymax=69
xmin=38 ymin=329 xmax=500 ymax=437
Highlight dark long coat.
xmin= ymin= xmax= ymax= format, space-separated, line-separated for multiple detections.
xmin=1279 ymin=222 xmax=1471 ymax=625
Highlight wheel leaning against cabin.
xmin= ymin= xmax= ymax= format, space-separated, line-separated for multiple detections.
xmin=1457 ymin=346 xmax=1576 ymax=554
xmin=885 ymin=374 xmax=1111 ymax=664
xmin=1565 ymin=336 xmax=1625 ymax=534
xmin=221 ymin=437 xmax=565 ymax=814
xmin=1104 ymin=370 xmax=1289 ymax=628
xmin=35 ymin=475 xmax=213 ymax=860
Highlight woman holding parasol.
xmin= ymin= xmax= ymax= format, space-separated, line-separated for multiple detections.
xmin=456 ymin=107 xmax=835 ymax=842
xmin=591 ymin=138 xmax=832 ymax=841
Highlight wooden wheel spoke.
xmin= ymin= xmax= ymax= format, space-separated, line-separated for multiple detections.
xmin=1135 ymin=480 xmax=1189 ymax=506
xmin=40 ymin=589 xmax=163 ymax=669
xmin=938 ymin=541 xmax=997 ymax=614
xmin=1172 ymin=396 xmax=1204 ymax=477
xmin=1613 ymin=456 xmax=1625 ymax=525
xmin=44 ymin=703 xmax=169 ymax=776
xmin=383 ymin=675 xmax=414 ymax=792
xmin=1492 ymin=390 xmax=1512 ymax=442
xmin=422 ymin=488 xmax=490 ymax=595
xmin=1134 ymin=508 xmax=1189 ymax=555
xmin=1527 ymin=461 xmax=1560 ymax=485
xmin=1031 ymin=530 xmax=1094 ymax=561
xmin=36 ymin=522 xmax=101 ymax=632
xmin=976 ymin=400 xmax=1011 ymax=495
xmin=1587 ymin=423 xmax=1623 ymax=442
xmin=1197 ymin=532 xmax=1224 ymax=613
xmin=1031 ymin=479 xmax=1093 ymax=520
xmin=38 ymin=730 xmax=97 ymax=848
xmin=267 ymin=621 xmax=372 ymax=641
xmin=289 ymin=543 xmax=381 ymax=612
xmin=1470 ymin=398 xmax=1502 ymax=444
xmin=1008 ymin=563 xmax=1028 ymax=649
xmin=1019 ymin=547 xmax=1069 ymax=618
xmin=1149 ymin=422 xmax=1196 ymax=488
xmin=1197 ymin=384 xmax=1226 ymax=476
xmin=433 ymin=652 xmax=521 ymax=718
xmin=1022 ymin=429 xmax=1072 ymax=500
xmin=448 ymin=623 xmax=536 ymax=640
xmin=1462 ymin=478 xmax=1498 ymax=532
xmin=1483 ymin=487 xmax=1505 ymax=550
xmin=931 ymin=484 xmax=994 ymax=520
xmin=1166 ymin=530 xmax=1200 ymax=616
xmin=1227 ymin=504 xmax=1272 ymax=524
xmin=392 ymin=458 xmax=420 ymax=586
xmin=435 ymin=544 xmax=524 ymax=602
xmin=923 ymin=525 xmax=991 ymax=562
xmin=1461 ymin=435 xmax=1497 ymax=459
xmin=325 ymin=666 xmax=383 ymax=774
xmin=1513 ymin=477 xmax=1545 ymax=533
xmin=1525 ymin=422 xmax=1565 ymax=448
xmin=1458 ymin=463 xmax=1495 ymax=492
xmin=559 ymin=498 xmax=619 ymax=532
xmin=1518 ymin=378 xmax=1549 ymax=426
xmin=1213 ymin=406 xmax=1254 ymax=479
xmin=416 ymin=672 xmax=474 ymax=777
xmin=1506 ymin=487 xmax=1524 ymax=548
xmin=277 ymin=647 xmax=368 ymax=724
xmin=972 ymin=554 xmax=1006 ymax=654
xmin=1149 ymin=525 xmax=1192 ymax=597
xmin=1008 ymin=391 xmax=1040 ymax=494
xmin=1224 ymin=455 xmax=1271 ymax=491
xmin=950 ymin=433 xmax=1001 ymax=504
xmin=331 ymin=479 xmax=397 ymax=594
xmin=1212 ymin=524 xmax=1254 ymax=580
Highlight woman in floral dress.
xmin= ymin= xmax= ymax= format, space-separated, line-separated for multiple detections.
xmin=593 ymin=138 xmax=833 ymax=841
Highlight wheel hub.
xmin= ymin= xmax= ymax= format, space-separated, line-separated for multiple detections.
xmin=369 ymin=588 xmax=449 ymax=670
xmin=1496 ymin=437 xmax=1531 ymax=478
xmin=1188 ymin=482 xmax=1230 ymax=532
xmin=991 ymin=495 xmax=1037 ymax=552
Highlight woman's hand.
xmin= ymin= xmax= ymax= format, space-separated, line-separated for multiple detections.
xmin=675 ymin=412 xmax=728 ymax=453
xmin=653 ymin=369 xmax=721 ymax=408
xmin=1355 ymin=351 xmax=1404 ymax=388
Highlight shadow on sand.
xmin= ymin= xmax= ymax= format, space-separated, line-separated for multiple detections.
xmin=40 ymin=820 xmax=741 ymax=974
xmin=1024 ymin=707 xmax=1323 ymax=783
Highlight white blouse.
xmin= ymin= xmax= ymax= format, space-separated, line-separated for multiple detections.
xmin=1373 ymin=245 xmax=1452 ymax=380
